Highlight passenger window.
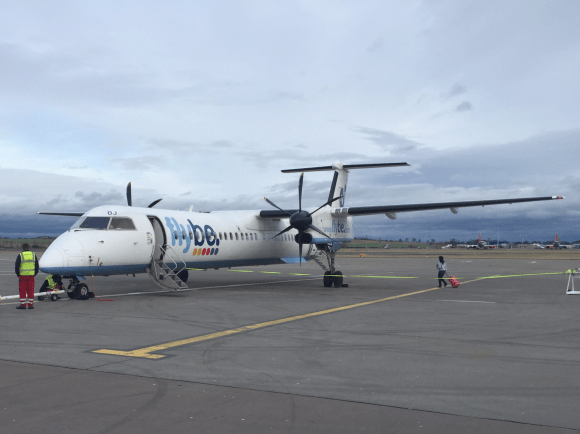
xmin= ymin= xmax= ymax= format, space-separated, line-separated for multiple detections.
xmin=229 ymin=232 xmax=233 ymax=240
xmin=235 ymin=233 xmax=239 ymax=240
xmin=255 ymin=233 xmax=258 ymax=240
xmin=109 ymin=217 xmax=136 ymax=230
xmin=245 ymin=233 xmax=249 ymax=241
xmin=250 ymin=233 xmax=253 ymax=241
xmin=174 ymin=230 xmax=178 ymax=240
xmin=196 ymin=228 xmax=203 ymax=243
xmin=219 ymin=232 xmax=222 ymax=240
xmin=78 ymin=217 xmax=110 ymax=230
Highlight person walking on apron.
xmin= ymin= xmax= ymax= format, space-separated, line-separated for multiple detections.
xmin=436 ymin=256 xmax=448 ymax=288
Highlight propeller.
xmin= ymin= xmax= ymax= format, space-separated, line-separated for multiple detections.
xmin=264 ymin=173 xmax=342 ymax=265
xmin=126 ymin=182 xmax=163 ymax=208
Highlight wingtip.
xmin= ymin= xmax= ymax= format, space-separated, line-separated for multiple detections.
xmin=553 ymin=196 xmax=565 ymax=200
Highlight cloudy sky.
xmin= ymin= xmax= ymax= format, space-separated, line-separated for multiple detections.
xmin=1 ymin=1 xmax=579 ymax=242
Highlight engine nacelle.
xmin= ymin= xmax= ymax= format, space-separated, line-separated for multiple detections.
xmin=295 ymin=233 xmax=313 ymax=244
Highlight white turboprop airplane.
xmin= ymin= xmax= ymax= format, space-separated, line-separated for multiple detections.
xmin=38 ymin=162 xmax=563 ymax=299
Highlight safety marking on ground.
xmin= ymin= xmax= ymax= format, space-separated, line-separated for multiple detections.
xmin=476 ymin=272 xmax=563 ymax=279
xmin=93 ymin=283 xmax=469 ymax=360
xmin=436 ymin=300 xmax=497 ymax=304
xmin=351 ymin=275 xmax=417 ymax=279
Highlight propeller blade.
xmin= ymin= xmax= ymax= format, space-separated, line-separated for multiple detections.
xmin=299 ymin=241 xmax=303 ymax=267
xmin=264 ymin=197 xmax=292 ymax=216
xmin=307 ymin=224 xmax=337 ymax=242
xmin=298 ymin=173 xmax=304 ymax=212
xmin=308 ymin=195 xmax=343 ymax=217
xmin=126 ymin=182 xmax=132 ymax=207
xmin=147 ymin=199 xmax=163 ymax=208
xmin=273 ymin=226 xmax=293 ymax=238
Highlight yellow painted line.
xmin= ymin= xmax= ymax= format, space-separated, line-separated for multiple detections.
xmin=261 ymin=271 xmax=281 ymax=274
xmin=228 ymin=270 xmax=254 ymax=273
xmin=94 ymin=284 xmax=452 ymax=360
xmin=476 ymin=272 xmax=564 ymax=279
xmin=289 ymin=273 xmax=311 ymax=276
xmin=351 ymin=275 xmax=417 ymax=279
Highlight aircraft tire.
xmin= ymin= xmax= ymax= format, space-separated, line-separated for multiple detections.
xmin=323 ymin=271 xmax=333 ymax=288
xmin=66 ymin=290 xmax=76 ymax=300
xmin=37 ymin=295 xmax=45 ymax=301
xmin=74 ymin=283 xmax=90 ymax=300
xmin=333 ymin=271 xmax=344 ymax=288
xmin=50 ymin=294 xmax=58 ymax=302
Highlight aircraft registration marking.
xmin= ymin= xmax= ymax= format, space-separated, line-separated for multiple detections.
xmin=93 ymin=285 xmax=448 ymax=360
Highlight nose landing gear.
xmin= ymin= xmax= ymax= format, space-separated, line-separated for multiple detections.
xmin=66 ymin=277 xmax=93 ymax=300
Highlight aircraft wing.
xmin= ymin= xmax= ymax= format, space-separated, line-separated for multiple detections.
xmin=258 ymin=196 xmax=563 ymax=219
xmin=37 ymin=212 xmax=85 ymax=216
xmin=335 ymin=196 xmax=564 ymax=217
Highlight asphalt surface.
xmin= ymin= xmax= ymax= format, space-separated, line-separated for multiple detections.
xmin=1 ymin=250 xmax=579 ymax=433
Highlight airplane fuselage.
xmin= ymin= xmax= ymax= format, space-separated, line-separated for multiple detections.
xmin=39 ymin=205 xmax=354 ymax=277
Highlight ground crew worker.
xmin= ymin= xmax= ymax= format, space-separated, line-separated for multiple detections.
xmin=14 ymin=244 xmax=39 ymax=309
xmin=436 ymin=255 xmax=448 ymax=288
xmin=39 ymin=274 xmax=62 ymax=300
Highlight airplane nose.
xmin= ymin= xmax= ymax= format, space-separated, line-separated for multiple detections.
xmin=39 ymin=246 xmax=65 ymax=271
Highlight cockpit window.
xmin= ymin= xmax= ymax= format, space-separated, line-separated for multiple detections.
xmin=69 ymin=217 xmax=85 ymax=230
xmin=109 ymin=217 xmax=136 ymax=230
xmin=78 ymin=217 xmax=110 ymax=230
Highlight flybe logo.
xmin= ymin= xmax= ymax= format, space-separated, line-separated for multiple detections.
xmin=165 ymin=217 xmax=220 ymax=256
xmin=324 ymin=219 xmax=351 ymax=235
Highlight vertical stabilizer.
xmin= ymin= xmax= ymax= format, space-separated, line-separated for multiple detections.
xmin=328 ymin=163 xmax=349 ymax=208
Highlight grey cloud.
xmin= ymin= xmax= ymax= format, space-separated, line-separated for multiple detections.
xmin=109 ymin=155 xmax=166 ymax=170
xmin=442 ymin=83 xmax=466 ymax=99
xmin=354 ymin=126 xmax=423 ymax=152
xmin=367 ymin=38 xmax=385 ymax=53
xmin=455 ymin=101 xmax=473 ymax=112
xmin=74 ymin=190 xmax=124 ymax=205
xmin=0 ymin=43 xmax=303 ymax=109
xmin=210 ymin=140 xmax=235 ymax=148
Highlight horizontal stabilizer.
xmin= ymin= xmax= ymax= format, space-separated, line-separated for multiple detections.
xmin=282 ymin=162 xmax=409 ymax=173
xmin=37 ymin=212 xmax=85 ymax=217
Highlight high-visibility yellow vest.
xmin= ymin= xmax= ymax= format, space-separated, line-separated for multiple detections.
xmin=19 ymin=251 xmax=36 ymax=276
xmin=46 ymin=274 xmax=57 ymax=289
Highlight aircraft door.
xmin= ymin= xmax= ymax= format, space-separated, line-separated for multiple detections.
xmin=148 ymin=217 xmax=166 ymax=262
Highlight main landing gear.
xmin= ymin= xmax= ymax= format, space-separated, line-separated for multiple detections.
xmin=313 ymin=244 xmax=345 ymax=288
xmin=66 ymin=276 xmax=93 ymax=300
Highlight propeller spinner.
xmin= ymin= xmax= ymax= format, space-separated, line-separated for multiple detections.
xmin=264 ymin=173 xmax=342 ymax=265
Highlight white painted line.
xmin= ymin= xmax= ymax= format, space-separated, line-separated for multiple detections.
xmin=1 ymin=277 xmax=321 ymax=305
xmin=437 ymin=300 xmax=496 ymax=304
xmin=106 ymin=277 xmax=321 ymax=298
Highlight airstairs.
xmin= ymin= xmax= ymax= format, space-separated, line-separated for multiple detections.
xmin=146 ymin=244 xmax=188 ymax=290
xmin=311 ymin=248 xmax=330 ymax=271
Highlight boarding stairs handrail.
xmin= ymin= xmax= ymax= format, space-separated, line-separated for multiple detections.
xmin=147 ymin=244 xmax=188 ymax=290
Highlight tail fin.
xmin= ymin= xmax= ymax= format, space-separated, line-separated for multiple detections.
xmin=556 ymin=232 xmax=558 ymax=242
xmin=479 ymin=233 xmax=482 ymax=243
xmin=282 ymin=162 xmax=409 ymax=209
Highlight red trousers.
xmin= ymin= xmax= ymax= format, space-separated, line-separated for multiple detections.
xmin=19 ymin=275 xmax=35 ymax=307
